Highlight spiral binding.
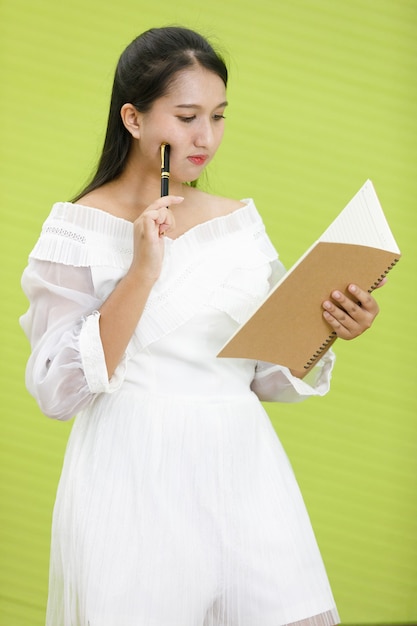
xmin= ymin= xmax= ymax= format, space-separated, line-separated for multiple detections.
xmin=368 ymin=258 xmax=400 ymax=292
xmin=304 ymin=331 xmax=337 ymax=369
xmin=303 ymin=257 xmax=400 ymax=370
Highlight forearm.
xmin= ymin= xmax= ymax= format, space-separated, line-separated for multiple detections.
xmin=98 ymin=268 xmax=155 ymax=379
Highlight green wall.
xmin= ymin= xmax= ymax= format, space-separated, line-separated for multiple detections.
xmin=1 ymin=1 xmax=416 ymax=624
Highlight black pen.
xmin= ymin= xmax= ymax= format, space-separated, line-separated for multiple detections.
xmin=160 ymin=143 xmax=170 ymax=197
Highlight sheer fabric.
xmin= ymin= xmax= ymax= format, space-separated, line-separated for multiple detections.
xmin=21 ymin=199 xmax=339 ymax=626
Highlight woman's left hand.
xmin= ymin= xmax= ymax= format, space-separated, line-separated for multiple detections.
xmin=322 ymin=283 xmax=380 ymax=340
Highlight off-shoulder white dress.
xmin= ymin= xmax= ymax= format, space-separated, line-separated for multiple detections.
xmin=20 ymin=199 xmax=340 ymax=626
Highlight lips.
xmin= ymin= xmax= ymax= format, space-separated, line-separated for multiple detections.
xmin=187 ymin=155 xmax=208 ymax=166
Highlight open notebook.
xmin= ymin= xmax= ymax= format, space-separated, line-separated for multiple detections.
xmin=217 ymin=180 xmax=401 ymax=377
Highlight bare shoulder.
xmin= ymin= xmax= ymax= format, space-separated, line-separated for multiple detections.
xmin=212 ymin=194 xmax=246 ymax=214
xmin=74 ymin=188 xmax=116 ymax=213
xmin=74 ymin=186 xmax=140 ymax=222
xmin=186 ymin=187 xmax=245 ymax=217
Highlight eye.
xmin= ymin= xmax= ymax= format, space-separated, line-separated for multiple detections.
xmin=177 ymin=116 xmax=196 ymax=123
xmin=213 ymin=114 xmax=226 ymax=121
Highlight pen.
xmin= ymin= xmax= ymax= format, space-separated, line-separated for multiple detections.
xmin=160 ymin=143 xmax=170 ymax=197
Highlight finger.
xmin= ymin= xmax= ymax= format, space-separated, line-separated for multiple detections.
xmin=154 ymin=206 xmax=175 ymax=226
xmin=331 ymin=290 xmax=367 ymax=320
xmin=139 ymin=196 xmax=182 ymax=237
xmin=139 ymin=211 xmax=170 ymax=239
xmin=374 ymin=276 xmax=387 ymax=288
xmin=347 ymin=284 xmax=380 ymax=315
xmin=322 ymin=298 xmax=361 ymax=339
xmin=322 ymin=286 xmax=379 ymax=339
xmin=138 ymin=205 xmax=177 ymax=238
xmin=156 ymin=207 xmax=176 ymax=236
xmin=145 ymin=195 xmax=184 ymax=212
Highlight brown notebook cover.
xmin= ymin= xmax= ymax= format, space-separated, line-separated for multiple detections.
xmin=217 ymin=181 xmax=401 ymax=377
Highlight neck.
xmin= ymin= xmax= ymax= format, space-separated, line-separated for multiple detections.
xmin=107 ymin=148 xmax=185 ymax=216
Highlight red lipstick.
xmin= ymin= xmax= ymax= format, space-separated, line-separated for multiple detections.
xmin=187 ymin=155 xmax=208 ymax=166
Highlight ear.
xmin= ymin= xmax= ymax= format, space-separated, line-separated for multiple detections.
xmin=120 ymin=103 xmax=142 ymax=139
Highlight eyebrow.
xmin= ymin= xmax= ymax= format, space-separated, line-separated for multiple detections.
xmin=174 ymin=101 xmax=228 ymax=109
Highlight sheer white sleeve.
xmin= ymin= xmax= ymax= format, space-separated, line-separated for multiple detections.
xmin=20 ymin=259 xmax=126 ymax=421
xmin=250 ymin=350 xmax=335 ymax=403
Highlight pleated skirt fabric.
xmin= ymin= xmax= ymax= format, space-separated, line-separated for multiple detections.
xmin=46 ymin=389 xmax=339 ymax=626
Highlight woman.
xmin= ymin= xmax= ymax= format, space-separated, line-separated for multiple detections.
xmin=21 ymin=26 xmax=380 ymax=626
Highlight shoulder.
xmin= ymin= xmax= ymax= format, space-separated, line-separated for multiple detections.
xmin=185 ymin=186 xmax=246 ymax=216
xmin=73 ymin=188 xmax=126 ymax=218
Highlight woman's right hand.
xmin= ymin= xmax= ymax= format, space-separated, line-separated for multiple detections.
xmin=98 ymin=195 xmax=184 ymax=379
xmin=130 ymin=195 xmax=184 ymax=282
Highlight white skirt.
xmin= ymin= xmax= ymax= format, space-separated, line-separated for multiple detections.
xmin=46 ymin=389 xmax=339 ymax=626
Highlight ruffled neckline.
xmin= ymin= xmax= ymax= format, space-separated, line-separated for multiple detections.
xmin=65 ymin=198 xmax=258 ymax=245
xmin=30 ymin=197 xmax=278 ymax=274
xmin=30 ymin=197 xmax=281 ymax=354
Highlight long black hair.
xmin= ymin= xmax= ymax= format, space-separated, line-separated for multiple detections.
xmin=73 ymin=26 xmax=228 ymax=201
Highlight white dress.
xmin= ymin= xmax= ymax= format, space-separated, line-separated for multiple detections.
xmin=20 ymin=199 xmax=340 ymax=626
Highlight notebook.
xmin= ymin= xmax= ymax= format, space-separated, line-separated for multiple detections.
xmin=217 ymin=180 xmax=401 ymax=377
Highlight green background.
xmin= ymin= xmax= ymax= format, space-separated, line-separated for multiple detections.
xmin=1 ymin=0 xmax=416 ymax=624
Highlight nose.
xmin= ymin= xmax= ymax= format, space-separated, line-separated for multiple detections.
xmin=194 ymin=117 xmax=215 ymax=148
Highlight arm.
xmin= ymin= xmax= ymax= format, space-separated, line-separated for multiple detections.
xmin=20 ymin=260 xmax=107 ymax=420
xmin=21 ymin=196 xmax=182 ymax=420
xmin=97 ymin=196 xmax=182 ymax=378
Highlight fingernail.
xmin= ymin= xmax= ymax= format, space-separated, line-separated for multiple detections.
xmin=333 ymin=291 xmax=342 ymax=300
xmin=349 ymin=284 xmax=357 ymax=293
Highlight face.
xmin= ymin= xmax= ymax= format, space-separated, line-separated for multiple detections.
xmin=135 ymin=65 xmax=227 ymax=183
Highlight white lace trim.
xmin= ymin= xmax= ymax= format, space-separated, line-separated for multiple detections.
xmin=43 ymin=225 xmax=87 ymax=244
xmin=29 ymin=202 xmax=134 ymax=268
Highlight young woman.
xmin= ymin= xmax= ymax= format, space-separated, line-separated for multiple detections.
xmin=21 ymin=26 xmax=380 ymax=626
